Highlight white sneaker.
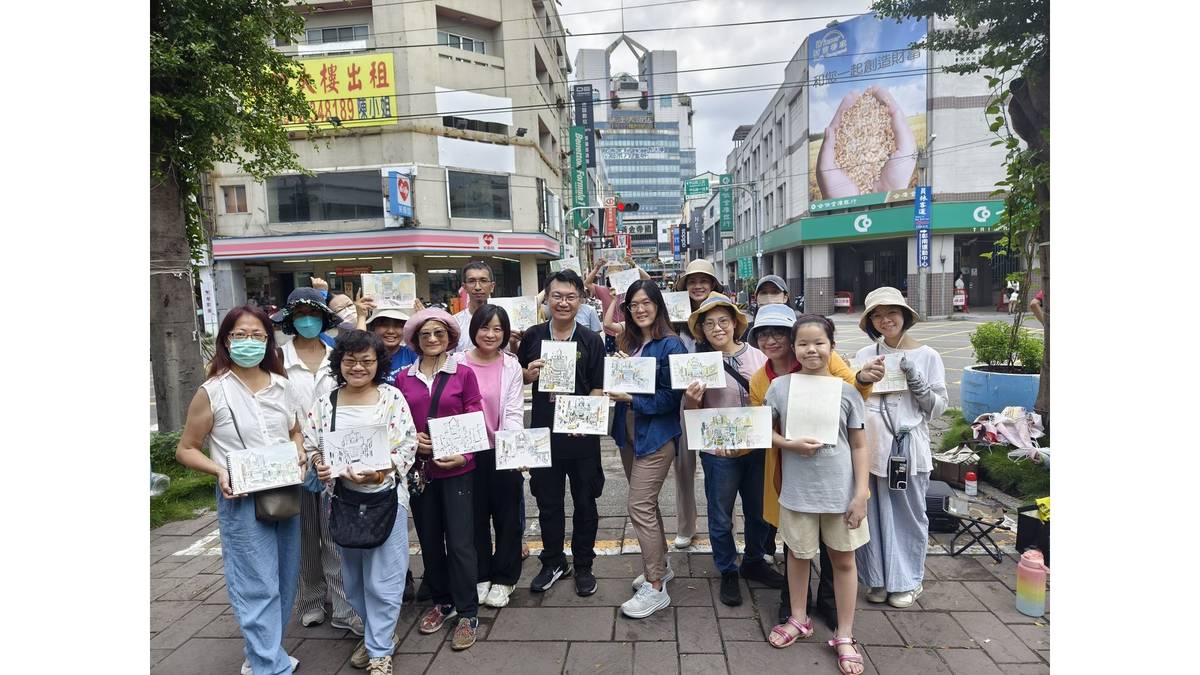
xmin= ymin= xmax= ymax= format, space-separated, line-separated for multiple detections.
xmin=300 ymin=607 xmax=325 ymax=627
xmin=331 ymin=614 xmax=365 ymax=636
xmin=865 ymin=586 xmax=888 ymax=604
xmin=484 ymin=583 xmax=515 ymax=608
xmin=632 ymin=558 xmax=675 ymax=591
xmin=240 ymin=655 xmax=299 ymax=675
xmin=887 ymin=583 xmax=924 ymax=608
xmin=621 ymin=582 xmax=671 ymax=619
xmin=673 ymin=535 xmax=693 ymax=549
xmin=477 ymin=581 xmax=492 ymax=605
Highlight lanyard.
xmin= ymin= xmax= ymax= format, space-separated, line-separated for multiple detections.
xmin=875 ymin=342 xmax=909 ymax=458
xmin=549 ymin=321 xmax=577 ymax=342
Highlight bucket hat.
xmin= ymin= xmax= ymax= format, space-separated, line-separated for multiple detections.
xmin=674 ymin=258 xmax=724 ymax=292
xmin=402 ymin=308 xmax=460 ymax=354
xmin=747 ymin=303 xmax=797 ymax=345
xmin=270 ymin=287 xmax=340 ymax=334
xmin=687 ymin=292 xmax=749 ymax=342
xmin=859 ymin=286 xmax=921 ymax=333
xmin=754 ymin=274 xmax=789 ymax=296
xmin=365 ymin=307 xmax=411 ymax=328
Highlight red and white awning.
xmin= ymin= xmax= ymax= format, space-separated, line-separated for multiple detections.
xmin=212 ymin=228 xmax=559 ymax=261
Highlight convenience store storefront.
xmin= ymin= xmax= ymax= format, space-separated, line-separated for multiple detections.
xmin=724 ymin=200 xmax=1004 ymax=315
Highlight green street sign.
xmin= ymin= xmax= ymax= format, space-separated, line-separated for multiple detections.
xmin=570 ymin=126 xmax=588 ymax=228
xmin=684 ymin=178 xmax=710 ymax=198
xmin=737 ymin=257 xmax=753 ymax=278
xmin=719 ymin=174 xmax=733 ymax=233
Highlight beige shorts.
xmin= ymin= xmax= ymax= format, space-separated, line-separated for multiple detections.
xmin=779 ymin=507 xmax=870 ymax=559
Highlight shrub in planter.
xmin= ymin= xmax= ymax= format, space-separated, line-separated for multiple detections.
xmin=962 ymin=321 xmax=1042 ymax=420
xmin=969 ymin=321 xmax=1042 ymax=374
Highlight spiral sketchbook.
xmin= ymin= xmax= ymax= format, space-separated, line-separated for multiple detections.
xmin=225 ymin=442 xmax=304 ymax=495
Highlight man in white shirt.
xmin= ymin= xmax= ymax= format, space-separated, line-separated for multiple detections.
xmin=454 ymin=261 xmax=496 ymax=351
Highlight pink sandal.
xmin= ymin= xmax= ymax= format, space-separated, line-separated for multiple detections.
xmin=827 ymin=636 xmax=864 ymax=674
xmin=768 ymin=615 xmax=813 ymax=648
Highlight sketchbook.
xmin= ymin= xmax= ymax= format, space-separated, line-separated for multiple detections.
xmin=538 ymin=340 xmax=577 ymax=393
xmin=428 ymin=411 xmax=491 ymax=460
xmin=851 ymin=353 xmax=908 ymax=394
xmin=322 ymin=424 xmax=390 ymax=477
xmin=495 ymin=428 xmax=553 ymax=470
xmin=552 ymin=395 xmax=610 ymax=435
xmin=662 ymin=291 xmax=692 ymax=323
xmin=684 ymin=406 xmax=772 ymax=452
xmin=608 ymin=268 xmax=641 ymax=296
xmin=225 ymin=442 xmax=304 ymax=495
xmin=490 ymin=296 xmax=538 ymax=332
xmin=549 ymin=258 xmax=582 ymax=276
xmin=603 ymin=356 xmax=656 ymax=394
xmin=360 ymin=273 xmax=416 ymax=309
xmin=783 ymin=374 xmax=843 ymax=446
xmin=669 ymin=351 xmax=726 ymax=389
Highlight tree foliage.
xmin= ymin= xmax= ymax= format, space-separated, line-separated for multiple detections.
xmin=150 ymin=0 xmax=315 ymax=256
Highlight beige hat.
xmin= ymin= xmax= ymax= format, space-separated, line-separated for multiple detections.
xmin=687 ymin=292 xmax=748 ymax=341
xmin=859 ymin=286 xmax=920 ymax=333
xmin=365 ymin=307 xmax=411 ymax=327
xmin=674 ymin=258 xmax=724 ymax=292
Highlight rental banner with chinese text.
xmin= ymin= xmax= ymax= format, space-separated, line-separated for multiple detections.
xmin=284 ymin=53 xmax=398 ymax=130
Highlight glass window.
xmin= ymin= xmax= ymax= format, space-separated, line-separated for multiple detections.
xmin=448 ymin=171 xmax=510 ymax=220
xmin=267 ymin=171 xmax=383 ymax=223
xmin=306 ymin=28 xmax=322 ymax=44
xmin=461 ymin=37 xmax=474 ymax=52
xmin=438 ymin=31 xmax=449 ymax=45
xmin=448 ymin=34 xmax=461 ymax=49
xmin=222 ymin=185 xmax=248 ymax=214
xmin=354 ymin=25 xmax=368 ymax=40
xmin=322 ymin=28 xmax=338 ymax=42
xmin=660 ymin=95 xmax=672 ymax=107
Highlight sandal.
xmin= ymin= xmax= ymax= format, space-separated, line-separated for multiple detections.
xmin=768 ymin=615 xmax=814 ymax=648
xmin=827 ymin=636 xmax=864 ymax=675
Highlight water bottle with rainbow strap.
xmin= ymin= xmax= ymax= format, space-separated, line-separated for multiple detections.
xmin=1015 ymin=549 xmax=1048 ymax=617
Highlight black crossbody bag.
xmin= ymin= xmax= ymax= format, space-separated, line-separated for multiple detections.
xmin=327 ymin=389 xmax=399 ymax=549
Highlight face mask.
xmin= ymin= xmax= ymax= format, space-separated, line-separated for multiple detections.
xmin=336 ymin=306 xmax=356 ymax=323
xmin=229 ymin=339 xmax=267 ymax=367
xmin=293 ymin=315 xmax=324 ymax=338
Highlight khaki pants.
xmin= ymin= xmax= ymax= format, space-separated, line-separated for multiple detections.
xmin=621 ymin=410 xmax=676 ymax=583
xmin=673 ymin=422 xmax=698 ymax=539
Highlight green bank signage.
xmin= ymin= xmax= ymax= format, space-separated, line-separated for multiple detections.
xmin=809 ymin=188 xmax=916 ymax=213
xmin=723 ymin=200 xmax=1005 ymax=260
xmin=570 ymin=125 xmax=588 ymax=228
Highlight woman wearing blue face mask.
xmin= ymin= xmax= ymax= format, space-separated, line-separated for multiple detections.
xmin=270 ymin=288 xmax=366 ymax=637
xmin=176 ymin=305 xmax=307 ymax=675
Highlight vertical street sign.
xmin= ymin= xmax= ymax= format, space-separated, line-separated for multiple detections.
xmin=573 ymin=85 xmax=596 ymax=168
xmin=914 ymin=185 xmax=931 ymax=268
xmin=570 ymin=125 xmax=588 ymax=228
xmin=719 ymin=174 xmax=733 ymax=233
xmin=604 ymin=196 xmax=616 ymax=237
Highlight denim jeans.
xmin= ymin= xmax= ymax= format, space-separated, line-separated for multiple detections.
xmin=216 ymin=490 xmax=301 ymax=675
xmin=699 ymin=451 xmax=771 ymax=575
xmin=339 ymin=502 xmax=409 ymax=658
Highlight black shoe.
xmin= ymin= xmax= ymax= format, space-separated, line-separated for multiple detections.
xmin=740 ymin=559 xmax=785 ymax=589
xmin=574 ymin=568 xmax=597 ymax=597
xmin=530 ymin=563 xmax=572 ymax=593
xmin=719 ymin=571 xmax=743 ymax=607
xmin=777 ymin=587 xmax=791 ymax=624
xmin=416 ymin=578 xmax=433 ymax=602
xmin=403 ymin=570 xmax=415 ymax=603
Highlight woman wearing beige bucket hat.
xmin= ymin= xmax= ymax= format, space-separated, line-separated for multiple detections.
xmin=852 ymin=287 xmax=948 ymax=609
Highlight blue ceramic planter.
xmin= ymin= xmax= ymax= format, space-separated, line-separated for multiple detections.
xmin=960 ymin=364 xmax=1040 ymax=422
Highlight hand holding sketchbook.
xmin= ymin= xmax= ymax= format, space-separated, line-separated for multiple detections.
xmin=226 ymin=442 xmax=304 ymax=495
xmin=428 ymin=411 xmax=490 ymax=460
xmin=603 ymin=356 xmax=656 ymax=394
xmin=552 ymin=395 xmax=609 ymax=435
xmin=662 ymin=292 xmax=691 ymax=322
xmin=360 ymin=272 xmax=416 ymax=309
xmin=608 ymin=268 xmax=641 ymax=296
xmin=852 ymin=353 xmax=907 ymax=393
xmin=684 ymin=407 xmax=772 ymax=451
xmin=495 ymin=428 xmax=553 ymax=470
xmin=784 ymin=374 xmax=842 ymax=446
xmin=538 ymin=341 xmax=577 ymax=393
xmin=669 ymin=351 xmax=726 ymax=389
xmin=490 ymin=296 xmax=538 ymax=332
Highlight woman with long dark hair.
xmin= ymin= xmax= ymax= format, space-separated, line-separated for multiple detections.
xmin=174 ymin=305 xmax=305 ymax=675
xmin=606 ymin=280 xmax=687 ymax=620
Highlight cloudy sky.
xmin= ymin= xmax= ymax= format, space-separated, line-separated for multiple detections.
xmin=561 ymin=0 xmax=874 ymax=175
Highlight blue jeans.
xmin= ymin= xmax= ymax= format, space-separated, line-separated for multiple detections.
xmin=699 ymin=451 xmax=771 ymax=575
xmin=217 ymin=490 xmax=301 ymax=675
xmin=340 ymin=502 xmax=410 ymax=658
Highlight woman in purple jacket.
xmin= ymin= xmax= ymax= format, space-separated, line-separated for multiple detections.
xmin=395 ymin=308 xmax=484 ymax=651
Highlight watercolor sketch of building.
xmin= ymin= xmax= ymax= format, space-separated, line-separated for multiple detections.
xmin=684 ymin=407 xmax=772 ymax=451
xmin=662 ymin=292 xmax=691 ymax=323
xmin=552 ymin=395 xmax=608 ymax=435
xmin=323 ymin=425 xmax=388 ymax=475
xmin=539 ymin=341 xmax=577 ymax=393
xmin=228 ymin=443 xmax=303 ymax=494
xmin=491 ymin=297 xmax=538 ymax=332
xmin=495 ymin=428 xmax=553 ymax=470
xmin=669 ymin=352 xmax=725 ymax=389
xmin=430 ymin=412 xmax=489 ymax=459
xmin=604 ymin=356 xmax=655 ymax=394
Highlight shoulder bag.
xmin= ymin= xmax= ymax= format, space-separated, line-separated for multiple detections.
xmin=221 ymin=381 xmax=303 ymax=523
xmin=327 ymin=389 xmax=400 ymax=549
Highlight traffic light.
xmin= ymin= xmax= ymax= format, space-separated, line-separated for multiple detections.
xmin=616 ymin=201 xmax=640 ymax=213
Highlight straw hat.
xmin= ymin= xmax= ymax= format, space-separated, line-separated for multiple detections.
xmin=674 ymin=258 xmax=724 ymax=292
xmin=687 ymin=292 xmax=749 ymax=341
xmin=859 ymin=286 xmax=921 ymax=333
xmin=402 ymin=308 xmax=460 ymax=353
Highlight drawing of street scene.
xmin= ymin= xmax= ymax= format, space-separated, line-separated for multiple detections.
xmin=662 ymin=291 xmax=691 ymax=322
xmin=604 ymin=356 xmax=655 ymax=394
xmin=495 ymin=428 xmax=553 ymax=470
xmin=539 ymin=341 xmax=577 ymax=393
xmin=491 ymin=297 xmax=538 ymax=332
xmin=361 ymin=273 xmax=416 ymax=307
xmin=669 ymin=352 xmax=726 ymax=389
xmin=323 ymin=425 xmax=389 ymax=476
xmin=227 ymin=442 xmax=304 ymax=494
xmin=684 ymin=407 xmax=772 ymax=451
xmin=429 ymin=411 xmax=490 ymax=459
xmin=552 ymin=395 xmax=609 ymax=435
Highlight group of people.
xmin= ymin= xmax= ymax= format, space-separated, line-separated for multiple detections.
xmin=173 ymin=258 xmax=947 ymax=675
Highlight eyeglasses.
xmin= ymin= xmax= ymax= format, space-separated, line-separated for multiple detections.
xmin=230 ymin=332 xmax=268 ymax=342
xmin=549 ymin=293 xmax=580 ymax=303
xmin=757 ymin=328 xmax=789 ymax=343
xmin=464 ymin=278 xmax=493 ymax=287
xmin=419 ymin=330 xmax=448 ymax=341
xmin=702 ymin=318 xmax=734 ymax=330
xmin=627 ymin=300 xmax=656 ymax=312
xmin=343 ymin=358 xmax=377 ymax=369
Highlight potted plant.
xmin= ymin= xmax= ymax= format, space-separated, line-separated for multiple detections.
xmin=961 ymin=318 xmax=1043 ymax=421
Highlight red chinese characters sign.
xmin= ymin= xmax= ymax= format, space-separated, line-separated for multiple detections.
xmin=284 ymin=53 xmax=398 ymax=129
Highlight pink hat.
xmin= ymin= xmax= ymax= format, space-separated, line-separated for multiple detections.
xmin=401 ymin=308 xmax=460 ymax=353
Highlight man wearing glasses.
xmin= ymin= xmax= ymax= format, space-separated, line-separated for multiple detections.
xmin=516 ymin=270 xmax=607 ymax=598
xmin=454 ymin=261 xmax=496 ymax=352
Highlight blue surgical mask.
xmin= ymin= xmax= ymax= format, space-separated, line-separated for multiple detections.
xmin=293 ymin=315 xmax=324 ymax=339
xmin=229 ymin=339 xmax=267 ymax=367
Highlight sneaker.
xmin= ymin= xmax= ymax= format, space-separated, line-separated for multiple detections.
xmin=451 ymin=617 xmax=479 ymax=651
xmin=740 ymin=559 xmax=786 ymax=589
xmin=530 ymin=563 xmax=572 ymax=593
xmin=418 ymin=604 xmax=458 ymax=634
xmin=673 ymin=534 xmax=693 ymax=549
xmin=300 ymin=607 xmax=325 ymax=627
xmin=240 ymin=656 xmax=299 ymax=675
xmin=476 ymin=581 xmax=492 ymax=605
xmin=484 ymin=583 xmax=515 ymax=608
xmin=574 ymin=568 xmax=598 ymax=597
xmin=332 ymin=614 xmax=365 ymax=636
xmin=865 ymin=586 xmax=888 ymax=604
xmin=621 ymin=582 xmax=671 ymax=619
xmin=632 ymin=558 xmax=674 ymax=591
xmin=366 ymin=655 xmax=392 ymax=675
xmin=403 ymin=570 xmax=415 ymax=603
xmin=719 ymin=571 xmax=743 ymax=606
xmin=887 ymin=583 xmax=924 ymax=608
xmin=350 ymin=631 xmax=400 ymax=669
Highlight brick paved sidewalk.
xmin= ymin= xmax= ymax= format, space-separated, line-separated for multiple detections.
xmin=150 ymin=443 xmax=1049 ymax=674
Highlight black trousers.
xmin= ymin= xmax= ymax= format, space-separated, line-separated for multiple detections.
xmin=472 ymin=450 xmax=525 ymax=586
xmin=529 ymin=453 xmax=604 ymax=571
xmin=411 ymin=470 xmax=478 ymax=618
xmin=780 ymin=542 xmax=836 ymax=614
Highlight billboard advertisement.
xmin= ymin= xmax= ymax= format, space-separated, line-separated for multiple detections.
xmin=807 ymin=14 xmax=928 ymax=202
xmin=284 ymin=53 xmax=398 ymax=130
